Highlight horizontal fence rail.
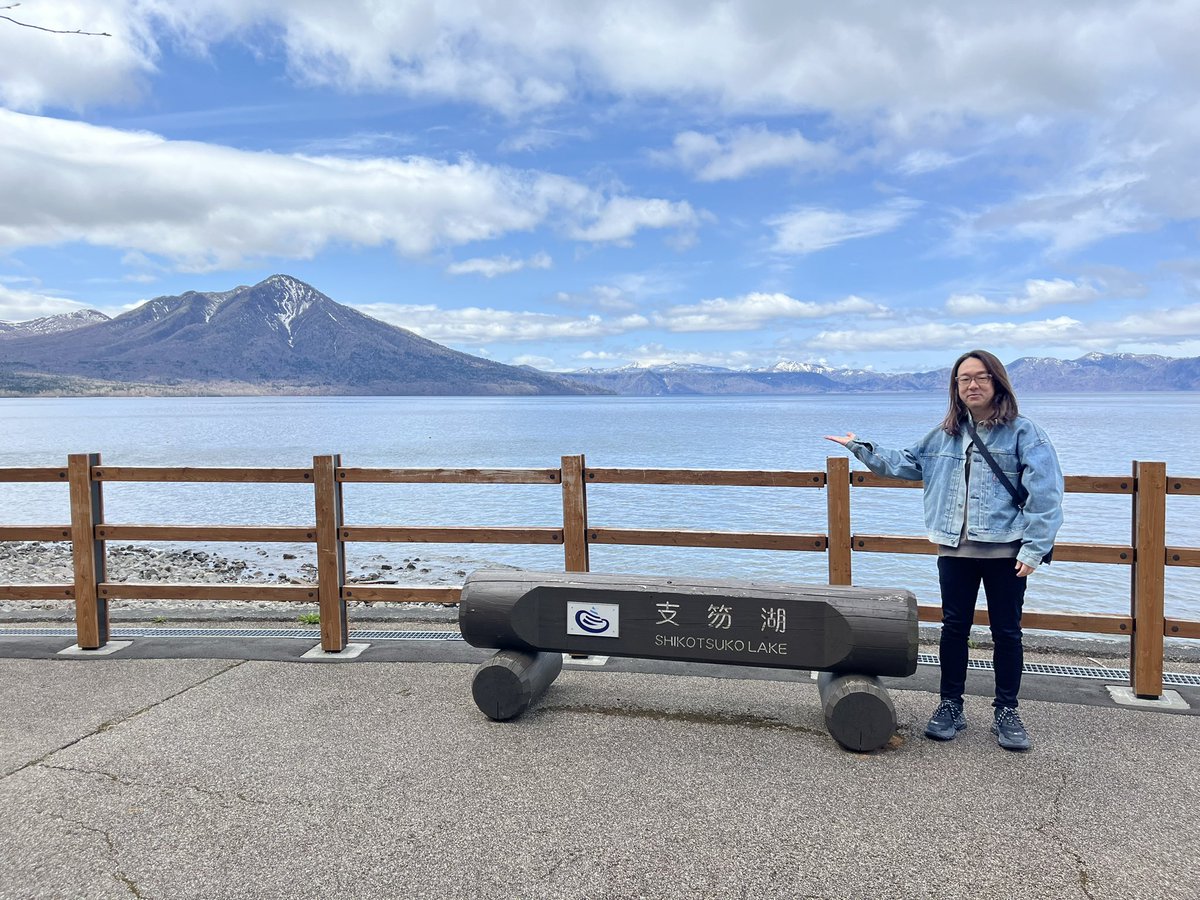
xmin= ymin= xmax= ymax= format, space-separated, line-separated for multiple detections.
xmin=92 ymin=466 xmax=314 ymax=483
xmin=1 ymin=454 xmax=1196 ymax=697
xmin=338 ymin=467 xmax=562 ymax=484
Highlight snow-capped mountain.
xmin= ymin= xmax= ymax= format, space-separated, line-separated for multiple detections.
xmin=0 ymin=308 xmax=110 ymax=338
xmin=556 ymin=354 xmax=1200 ymax=395
xmin=4 ymin=279 xmax=1198 ymax=396
xmin=0 ymin=275 xmax=595 ymax=396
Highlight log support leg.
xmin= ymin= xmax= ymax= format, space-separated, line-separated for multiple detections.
xmin=472 ymin=650 xmax=563 ymax=721
xmin=817 ymin=672 xmax=897 ymax=752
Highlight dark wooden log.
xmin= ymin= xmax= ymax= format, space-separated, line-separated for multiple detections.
xmin=817 ymin=671 xmax=897 ymax=752
xmin=471 ymin=649 xmax=563 ymax=721
xmin=459 ymin=568 xmax=917 ymax=677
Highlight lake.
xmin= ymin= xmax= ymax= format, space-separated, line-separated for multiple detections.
xmin=2 ymin=393 xmax=1198 ymax=623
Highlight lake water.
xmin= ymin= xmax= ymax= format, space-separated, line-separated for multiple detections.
xmin=2 ymin=393 xmax=1198 ymax=623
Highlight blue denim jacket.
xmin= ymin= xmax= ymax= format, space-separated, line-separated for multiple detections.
xmin=845 ymin=415 xmax=1064 ymax=569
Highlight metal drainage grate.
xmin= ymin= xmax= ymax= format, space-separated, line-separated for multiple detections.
xmin=917 ymin=652 xmax=1200 ymax=687
xmin=0 ymin=627 xmax=464 ymax=642
xmin=354 ymin=630 xmax=464 ymax=642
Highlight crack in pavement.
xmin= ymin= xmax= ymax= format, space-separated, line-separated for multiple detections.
xmin=114 ymin=872 xmax=147 ymax=899
xmin=56 ymin=816 xmax=147 ymax=899
xmin=39 ymin=760 xmax=314 ymax=811
xmin=1034 ymin=764 xmax=1097 ymax=900
xmin=41 ymin=762 xmax=135 ymax=787
xmin=1 ymin=660 xmax=248 ymax=781
xmin=184 ymin=781 xmax=305 ymax=809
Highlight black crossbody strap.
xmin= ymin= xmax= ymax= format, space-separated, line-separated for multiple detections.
xmin=963 ymin=417 xmax=1027 ymax=509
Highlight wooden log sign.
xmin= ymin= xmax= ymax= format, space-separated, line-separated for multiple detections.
xmin=471 ymin=650 xmax=562 ymax=722
xmin=460 ymin=568 xmax=918 ymax=678
xmin=817 ymin=672 xmax=898 ymax=752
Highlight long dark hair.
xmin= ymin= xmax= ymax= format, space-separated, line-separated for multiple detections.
xmin=940 ymin=349 xmax=1019 ymax=435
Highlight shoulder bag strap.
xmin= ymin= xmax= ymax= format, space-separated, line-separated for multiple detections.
xmin=962 ymin=417 xmax=1027 ymax=509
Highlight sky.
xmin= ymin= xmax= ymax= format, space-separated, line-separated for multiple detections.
xmin=1 ymin=1 xmax=1199 ymax=373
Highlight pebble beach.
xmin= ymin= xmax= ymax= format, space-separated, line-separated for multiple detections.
xmin=0 ymin=541 xmax=494 ymax=616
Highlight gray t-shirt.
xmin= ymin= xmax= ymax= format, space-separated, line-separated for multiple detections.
xmin=937 ymin=442 xmax=1022 ymax=559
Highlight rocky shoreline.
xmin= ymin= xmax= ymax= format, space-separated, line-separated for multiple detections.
xmin=0 ymin=541 xmax=497 ymax=614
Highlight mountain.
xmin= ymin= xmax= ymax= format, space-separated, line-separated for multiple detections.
xmin=5 ymin=282 xmax=1197 ymax=397
xmin=0 ymin=309 xmax=110 ymax=338
xmin=555 ymin=362 xmax=935 ymax=395
xmin=1005 ymin=353 xmax=1200 ymax=391
xmin=554 ymin=353 xmax=1200 ymax=395
xmin=0 ymin=275 xmax=598 ymax=396
xmin=555 ymin=364 xmax=846 ymax=396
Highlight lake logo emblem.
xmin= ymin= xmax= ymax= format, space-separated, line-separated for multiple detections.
xmin=566 ymin=601 xmax=619 ymax=638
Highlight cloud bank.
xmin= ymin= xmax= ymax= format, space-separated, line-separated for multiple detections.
xmin=0 ymin=110 xmax=698 ymax=271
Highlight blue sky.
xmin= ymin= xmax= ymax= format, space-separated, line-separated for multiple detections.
xmin=1 ymin=1 xmax=1199 ymax=373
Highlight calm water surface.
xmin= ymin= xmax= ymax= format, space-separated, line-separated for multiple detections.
xmin=2 ymin=393 xmax=1198 ymax=621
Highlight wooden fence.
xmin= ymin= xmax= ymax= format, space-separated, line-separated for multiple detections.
xmin=1 ymin=453 xmax=1197 ymax=698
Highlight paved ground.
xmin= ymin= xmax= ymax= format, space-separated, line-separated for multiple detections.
xmin=2 ymin=625 xmax=1199 ymax=900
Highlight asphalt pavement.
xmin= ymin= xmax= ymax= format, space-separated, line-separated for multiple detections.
xmin=2 ymin=626 xmax=1199 ymax=900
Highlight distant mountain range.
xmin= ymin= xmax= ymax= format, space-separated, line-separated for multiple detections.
xmin=2 ymin=275 xmax=1198 ymax=395
xmin=0 ymin=275 xmax=595 ymax=396
xmin=555 ymin=353 xmax=1200 ymax=394
xmin=0 ymin=308 xmax=110 ymax=338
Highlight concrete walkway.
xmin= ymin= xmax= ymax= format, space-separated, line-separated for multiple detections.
xmin=2 ymin=631 xmax=1199 ymax=900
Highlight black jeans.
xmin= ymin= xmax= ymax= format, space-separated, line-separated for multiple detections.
xmin=937 ymin=556 xmax=1027 ymax=709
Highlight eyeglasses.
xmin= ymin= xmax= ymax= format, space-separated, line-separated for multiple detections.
xmin=956 ymin=373 xmax=993 ymax=386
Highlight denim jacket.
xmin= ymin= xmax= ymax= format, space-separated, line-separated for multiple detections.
xmin=845 ymin=415 xmax=1064 ymax=569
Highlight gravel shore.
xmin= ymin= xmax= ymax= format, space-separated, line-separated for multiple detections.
xmin=0 ymin=540 xmax=496 ymax=615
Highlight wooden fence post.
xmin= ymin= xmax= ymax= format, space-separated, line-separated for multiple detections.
xmin=1130 ymin=460 xmax=1166 ymax=697
xmin=314 ymin=454 xmax=348 ymax=652
xmin=826 ymin=456 xmax=852 ymax=586
xmin=68 ymin=453 xmax=107 ymax=649
xmin=561 ymin=454 xmax=590 ymax=572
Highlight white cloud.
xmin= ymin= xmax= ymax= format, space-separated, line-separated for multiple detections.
xmin=623 ymin=344 xmax=763 ymax=370
xmin=963 ymin=168 xmax=1154 ymax=255
xmin=554 ymin=286 xmax=637 ymax=314
xmin=353 ymin=302 xmax=649 ymax=343
xmin=5 ymin=3 xmax=1198 ymax=263
xmin=896 ymin=149 xmax=963 ymax=176
xmin=567 ymin=197 xmax=700 ymax=244
xmin=0 ymin=283 xmax=87 ymax=321
xmin=6 ymin=3 xmax=1191 ymax=124
xmin=0 ymin=111 xmax=696 ymax=270
xmin=445 ymin=252 xmax=552 ymax=277
xmin=554 ymin=271 xmax=686 ymax=315
xmin=510 ymin=353 xmax=555 ymax=368
xmin=809 ymin=304 xmax=1200 ymax=355
xmin=297 ymin=131 xmax=416 ymax=156
xmin=944 ymin=294 xmax=993 ymax=316
xmin=664 ymin=126 xmax=838 ymax=181
xmin=499 ymin=127 xmax=591 ymax=153
xmin=956 ymin=95 xmax=1200 ymax=255
xmin=946 ymin=279 xmax=1099 ymax=315
xmin=1104 ymin=304 xmax=1200 ymax=344
xmin=0 ymin=1 xmax=156 ymax=112
xmin=576 ymin=349 xmax=624 ymax=361
xmin=768 ymin=199 xmax=919 ymax=255
xmin=810 ymin=317 xmax=1085 ymax=352
xmin=657 ymin=292 xmax=889 ymax=333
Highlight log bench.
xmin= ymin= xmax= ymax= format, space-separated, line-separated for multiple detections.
xmin=459 ymin=568 xmax=918 ymax=752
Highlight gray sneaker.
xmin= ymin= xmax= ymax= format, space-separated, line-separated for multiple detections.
xmin=924 ymin=699 xmax=966 ymax=741
xmin=991 ymin=706 xmax=1031 ymax=751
